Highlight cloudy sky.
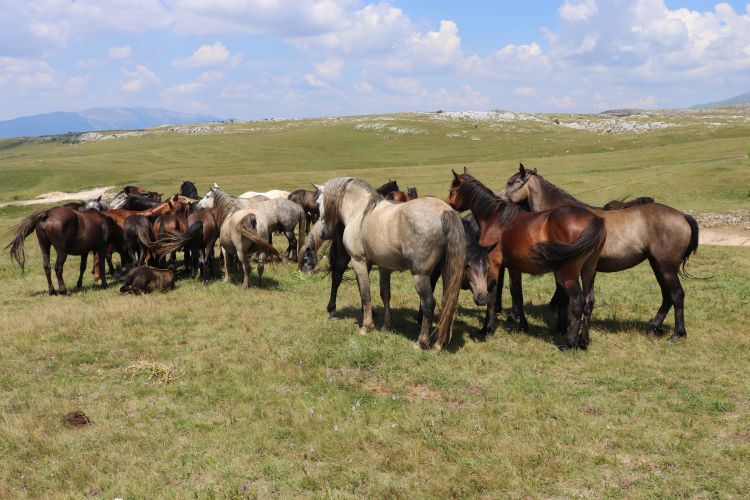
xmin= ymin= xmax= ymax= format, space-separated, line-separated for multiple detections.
xmin=1 ymin=0 xmax=750 ymax=120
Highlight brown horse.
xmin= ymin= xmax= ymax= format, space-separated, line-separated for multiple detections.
xmin=288 ymin=189 xmax=320 ymax=231
xmin=406 ymin=187 xmax=418 ymax=200
xmin=6 ymin=207 xmax=123 ymax=294
xmin=119 ymin=266 xmax=175 ymax=294
xmin=498 ymin=164 xmax=698 ymax=341
xmin=386 ymin=191 xmax=408 ymax=202
xmin=448 ymin=169 xmax=607 ymax=350
xmin=123 ymin=214 xmax=158 ymax=267
xmin=148 ymin=208 xmax=220 ymax=283
xmin=153 ymin=202 xmax=192 ymax=268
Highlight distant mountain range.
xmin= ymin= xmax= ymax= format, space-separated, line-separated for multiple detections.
xmin=0 ymin=107 xmax=220 ymax=138
xmin=691 ymin=92 xmax=750 ymax=109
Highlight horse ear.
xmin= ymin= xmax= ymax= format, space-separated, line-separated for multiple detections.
xmin=452 ymin=169 xmax=460 ymax=181
xmin=531 ymin=168 xmax=537 ymax=174
xmin=96 ymin=195 xmax=101 ymax=201
xmin=519 ymin=163 xmax=526 ymax=175
xmin=213 ymin=182 xmax=219 ymax=188
xmin=463 ymin=166 xmax=469 ymax=174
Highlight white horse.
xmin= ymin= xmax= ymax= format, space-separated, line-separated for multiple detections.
xmin=316 ymin=177 xmax=466 ymax=350
xmin=209 ymin=187 xmax=281 ymax=288
xmin=197 ymin=186 xmax=306 ymax=260
xmin=239 ymin=189 xmax=290 ymax=200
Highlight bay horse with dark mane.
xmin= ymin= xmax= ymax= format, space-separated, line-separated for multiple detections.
xmin=6 ymin=207 xmax=123 ymax=294
xmin=448 ymin=168 xmax=607 ymax=350
xmin=498 ymin=164 xmax=698 ymax=341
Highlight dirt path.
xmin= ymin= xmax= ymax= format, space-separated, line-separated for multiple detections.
xmin=0 ymin=186 xmax=113 ymax=208
xmin=700 ymin=228 xmax=750 ymax=247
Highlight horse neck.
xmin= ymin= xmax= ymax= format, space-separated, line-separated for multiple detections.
xmin=341 ymin=184 xmax=378 ymax=226
xmin=527 ymin=176 xmax=580 ymax=211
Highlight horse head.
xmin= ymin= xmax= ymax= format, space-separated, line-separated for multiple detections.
xmin=498 ymin=163 xmax=537 ymax=204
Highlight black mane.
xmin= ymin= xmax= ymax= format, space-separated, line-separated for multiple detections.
xmin=376 ymin=180 xmax=399 ymax=196
xmin=457 ymin=174 xmax=520 ymax=224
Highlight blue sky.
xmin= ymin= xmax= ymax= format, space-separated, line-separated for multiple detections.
xmin=1 ymin=1 xmax=749 ymax=120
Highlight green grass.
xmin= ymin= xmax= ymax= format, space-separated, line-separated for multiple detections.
xmin=1 ymin=111 xmax=749 ymax=497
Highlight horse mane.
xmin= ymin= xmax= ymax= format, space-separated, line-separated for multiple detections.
xmin=323 ymin=177 xmax=383 ymax=228
xmin=521 ymin=171 xmax=595 ymax=209
xmin=461 ymin=214 xmax=487 ymax=266
xmin=458 ymin=174 xmax=519 ymax=224
xmin=212 ymin=187 xmax=241 ymax=225
xmin=603 ymin=196 xmax=654 ymax=210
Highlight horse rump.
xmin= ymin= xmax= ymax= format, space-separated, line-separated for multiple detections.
xmin=236 ymin=214 xmax=283 ymax=262
xmin=532 ymin=216 xmax=606 ymax=271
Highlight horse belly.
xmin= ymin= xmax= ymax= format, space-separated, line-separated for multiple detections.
xmin=598 ymin=231 xmax=647 ymax=272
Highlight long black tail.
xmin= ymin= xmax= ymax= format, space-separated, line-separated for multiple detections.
xmin=148 ymin=220 xmax=203 ymax=258
xmin=533 ymin=216 xmax=606 ymax=271
xmin=5 ymin=210 xmax=49 ymax=270
xmin=679 ymin=214 xmax=700 ymax=279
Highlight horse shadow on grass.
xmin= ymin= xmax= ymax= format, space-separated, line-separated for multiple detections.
xmin=333 ymin=305 xmax=483 ymax=352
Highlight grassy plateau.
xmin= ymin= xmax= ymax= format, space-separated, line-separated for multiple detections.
xmin=0 ymin=109 xmax=749 ymax=497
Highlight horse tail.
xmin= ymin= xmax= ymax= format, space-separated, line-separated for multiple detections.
xmin=679 ymin=214 xmax=700 ymax=279
xmin=297 ymin=206 xmax=307 ymax=258
xmin=533 ymin=216 xmax=606 ymax=271
xmin=148 ymin=220 xmax=201 ymax=257
xmin=5 ymin=210 xmax=49 ymax=270
xmin=433 ymin=210 xmax=466 ymax=349
xmin=236 ymin=214 xmax=282 ymax=262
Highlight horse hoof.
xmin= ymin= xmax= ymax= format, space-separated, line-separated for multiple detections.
xmin=59 ymin=290 xmax=70 ymax=296
xmin=669 ymin=334 xmax=685 ymax=343
xmin=358 ymin=327 xmax=370 ymax=336
xmin=415 ymin=340 xmax=430 ymax=350
xmin=557 ymin=344 xmax=574 ymax=352
xmin=49 ymin=290 xmax=58 ymax=296
xmin=649 ymin=326 xmax=665 ymax=337
xmin=328 ymin=314 xmax=339 ymax=321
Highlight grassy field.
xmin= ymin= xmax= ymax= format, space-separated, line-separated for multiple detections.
xmin=1 ymin=109 xmax=749 ymax=497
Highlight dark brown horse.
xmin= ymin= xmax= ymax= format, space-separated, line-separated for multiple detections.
xmin=123 ymin=214 xmax=158 ymax=267
xmin=153 ymin=202 xmax=192 ymax=268
xmin=120 ymin=266 xmax=175 ymax=294
xmin=448 ymin=169 xmax=607 ymax=350
xmin=376 ymin=179 xmax=400 ymax=197
xmin=179 ymin=181 xmax=200 ymax=200
xmin=288 ymin=189 xmax=319 ymax=230
xmin=6 ymin=207 xmax=123 ymax=294
xmin=498 ymin=164 xmax=698 ymax=341
xmin=148 ymin=208 xmax=220 ymax=283
xmin=386 ymin=191 xmax=408 ymax=202
xmin=406 ymin=187 xmax=418 ymax=200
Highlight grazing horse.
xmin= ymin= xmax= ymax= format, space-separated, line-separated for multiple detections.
xmin=6 ymin=207 xmax=123 ymax=294
xmin=179 ymin=181 xmax=200 ymax=200
xmin=317 ymin=177 xmax=466 ymax=350
xmin=149 ymin=208 xmax=220 ymax=283
xmin=448 ymin=169 xmax=607 ymax=350
xmin=197 ymin=187 xmax=306 ymax=261
xmin=119 ymin=266 xmax=175 ymax=294
xmin=288 ymin=189 xmax=320 ymax=230
xmin=498 ymin=164 xmax=698 ymax=341
xmin=206 ymin=187 xmax=281 ymax=288
xmin=239 ymin=189 xmax=290 ymax=200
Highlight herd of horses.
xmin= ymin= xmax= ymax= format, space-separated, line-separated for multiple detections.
xmin=6 ymin=165 xmax=699 ymax=351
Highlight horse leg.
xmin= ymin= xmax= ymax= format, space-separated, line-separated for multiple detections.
xmin=239 ymin=249 xmax=252 ymax=289
xmin=412 ymin=273 xmax=436 ymax=349
xmin=508 ymin=268 xmax=529 ymax=332
xmin=647 ymin=258 xmax=672 ymax=336
xmin=379 ymin=269 xmax=392 ymax=330
xmin=286 ymin=229 xmax=297 ymax=262
xmin=326 ymin=230 xmax=351 ymax=319
xmin=222 ymin=248 xmax=231 ymax=283
xmin=578 ymin=260 xmax=598 ymax=350
xmin=76 ymin=253 xmax=87 ymax=289
xmin=98 ymin=248 xmax=108 ymax=289
xmin=662 ymin=269 xmax=687 ymax=341
xmin=53 ymin=248 xmax=69 ymax=295
xmin=38 ymin=235 xmax=55 ymax=295
xmin=494 ymin=265 xmax=505 ymax=315
xmin=351 ymin=259 xmax=374 ymax=334
xmin=482 ymin=266 xmax=500 ymax=335
xmin=257 ymin=255 xmax=265 ymax=288
xmin=555 ymin=270 xmax=584 ymax=350
xmin=549 ymin=282 xmax=565 ymax=309
xmin=417 ymin=268 xmax=440 ymax=326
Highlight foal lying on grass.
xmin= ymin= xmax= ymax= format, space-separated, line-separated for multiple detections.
xmin=119 ymin=266 xmax=175 ymax=294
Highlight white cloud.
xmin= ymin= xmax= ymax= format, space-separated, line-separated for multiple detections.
xmin=108 ymin=46 xmax=132 ymax=59
xmin=559 ymin=0 xmax=598 ymax=21
xmin=173 ymin=42 xmax=242 ymax=68
xmin=314 ymin=57 xmax=344 ymax=79
xmin=385 ymin=77 xmax=424 ymax=96
xmin=514 ymin=86 xmax=536 ymax=97
xmin=169 ymin=82 xmax=202 ymax=94
xmin=121 ymin=64 xmax=160 ymax=92
xmin=0 ymin=56 xmax=56 ymax=89
xmin=548 ymin=95 xmax=577 ymax=109
xmin=304 ymin=73 xmax=328 ymax=88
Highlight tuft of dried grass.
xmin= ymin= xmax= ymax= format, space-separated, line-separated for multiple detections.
xmin=125 ymin=360 xmax=181 ymax=385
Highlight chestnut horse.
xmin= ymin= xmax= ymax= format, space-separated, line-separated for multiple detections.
xmin=6 ymin=207 xmax=123 ymax=294
xmin=448 ymin=169 xmax=607 ymax=350
xmin=498 ymin=164 xmax=698 ymax=341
